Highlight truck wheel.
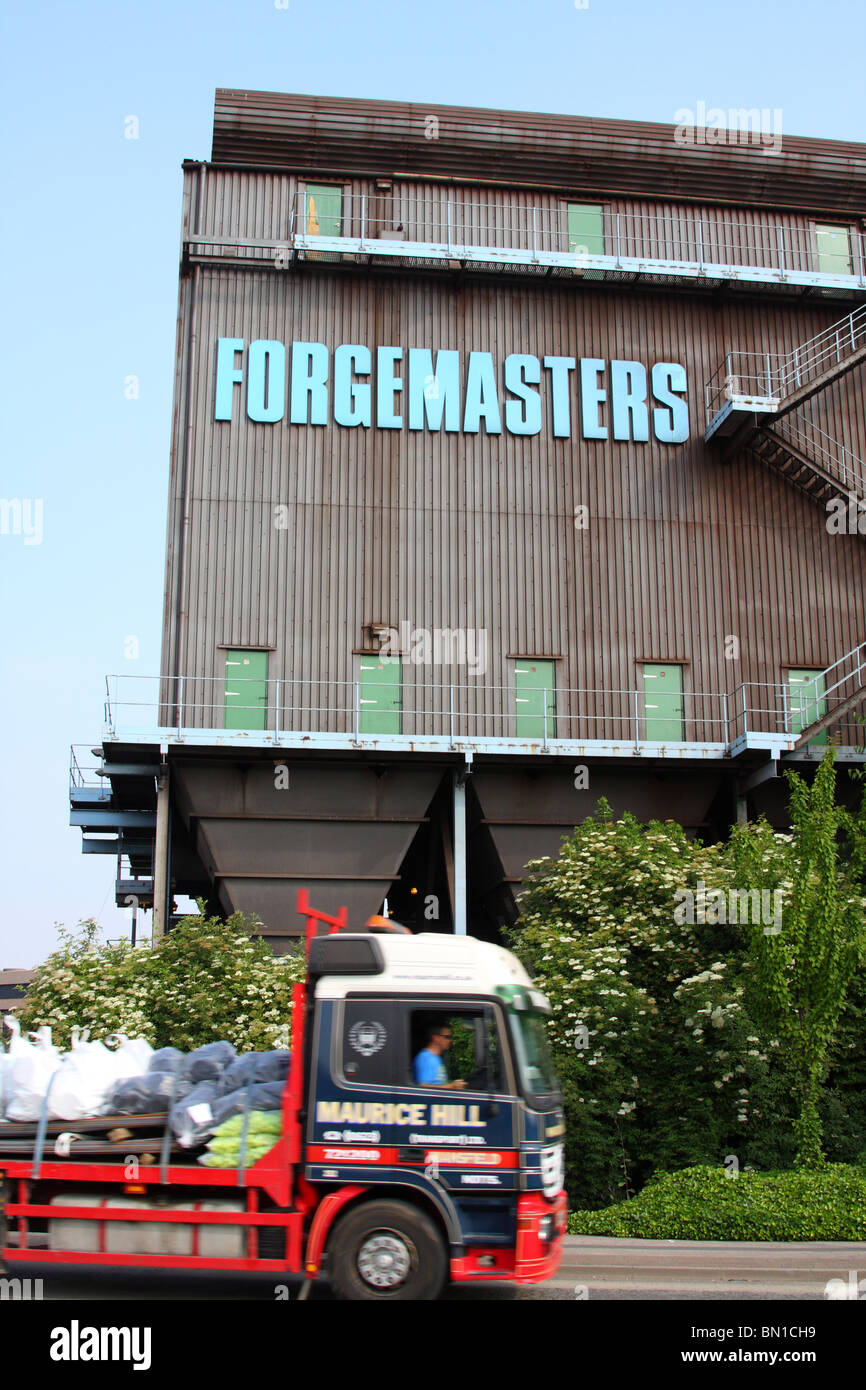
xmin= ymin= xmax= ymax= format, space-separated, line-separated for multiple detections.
xmin=327 ymin=1199 xmax=447 ymax=1301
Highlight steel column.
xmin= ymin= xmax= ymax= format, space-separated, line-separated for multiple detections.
xmin=152 ymin=764 xmax=171 ymax=940
xmin=453 ymin=770 xmax=467 ymax=936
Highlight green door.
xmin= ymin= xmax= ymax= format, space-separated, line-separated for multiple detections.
xmin=360 ymin=655 xmax=402 ymax=734
xmin=306 ymin=183 xmax=342 ymax=261
xmin=225 ymin=650 xmax=269 ymax=730
xmin=306 ymin=184 xmax=343 ymax=236
xmin=788 ymin=669 xmax=828 ymax=745
xmin=567 ymin=204 xmax=604 ymax=257
xmin=515 ymin=660 xmax=556 ymax=739
xmin=814 ymin=224 xmax=853 ymax=275
xmin=641 ymin=664 xmax=684 ymax=741
xmin=567 ymin=204 xmax=604 ymax=281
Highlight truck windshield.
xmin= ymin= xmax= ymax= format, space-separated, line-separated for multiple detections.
xmin=510 ymin=1009 xmax=559 ymax=1101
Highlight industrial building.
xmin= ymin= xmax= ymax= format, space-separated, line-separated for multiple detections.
xmin=0 ymin=970 xmax=33 ymax=1018
xmin=71 ymin=90 xmax=866 ymax=948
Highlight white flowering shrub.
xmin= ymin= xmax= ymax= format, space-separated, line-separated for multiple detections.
xmin=17 ymin=922 xmax=157 ymax=1045
xmin=19 ymin=910 xmax=307 ymax=1052
xmin=511 ymin=804 xmax=756 ymax=1206
xmin=511 ymin=785 xmax=866 ymax=1208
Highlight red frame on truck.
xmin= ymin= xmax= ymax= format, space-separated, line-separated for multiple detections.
xmin=0 ymin=892 xmax=346 ymax=1275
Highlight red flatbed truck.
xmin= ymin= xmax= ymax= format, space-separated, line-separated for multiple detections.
xmin=0 ymin=893 xmax=567 ymax=1300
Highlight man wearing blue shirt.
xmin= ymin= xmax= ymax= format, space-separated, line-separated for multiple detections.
xmin=413 ymin=1022 xmax=466 ymax=1089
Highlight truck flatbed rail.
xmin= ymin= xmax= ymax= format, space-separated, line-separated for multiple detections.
xmin=0 ymin=1112 xmax=170 ymax=1138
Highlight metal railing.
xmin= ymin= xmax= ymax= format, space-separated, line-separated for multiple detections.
xmin=768 ymin=410 xmax=866 ymax=497
xmin=705 ymin=304 xmax=866 ymax=423
xmin=98 ymin=657 xmax=866 ymax=751
xmin=737 ymin=641 xmax=866 ymax=741
xmin=69 ymin=745 xmax=108 ymax=791
xmin=188 ymin=190 xmax=866 ymax=289
xmin=295 ymin=194 xmax=866 ymax=278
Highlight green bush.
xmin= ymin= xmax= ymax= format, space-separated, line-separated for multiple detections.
xmin=568 ymin=1164 xmax=866 ymax=1241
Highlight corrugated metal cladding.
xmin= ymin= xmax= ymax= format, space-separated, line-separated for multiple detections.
xmin=161 ymin=260 xmax=866 ymax=736
xmin=211 ymin=89 xmax=866 ymax=214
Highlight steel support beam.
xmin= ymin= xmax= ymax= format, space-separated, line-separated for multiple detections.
xmin=152 ymin=764 xmax=171 ymax=940
xmin=94 ymin=764 xmax=160 ymax=779
xmin=740 ymin=760 xmax=779 ymax=793
xmin=453 ymin=768 xmax=468 ymax=936
xmin=70 ymin=809 xmax=156 ymax=830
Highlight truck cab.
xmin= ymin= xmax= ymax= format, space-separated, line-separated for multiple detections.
xmin=303 ymin=928 xmax=567 ymax=1298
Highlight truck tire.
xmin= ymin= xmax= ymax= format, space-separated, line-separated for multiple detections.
xmin=327 ymin=1199 xmax=447 ymax=1301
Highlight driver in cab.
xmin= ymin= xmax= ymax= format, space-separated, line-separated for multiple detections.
xmin=413 ymin=1021 xmax=467 ymax=1089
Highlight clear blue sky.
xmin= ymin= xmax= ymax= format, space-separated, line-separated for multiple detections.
xmin=1 ymin=0 xmax=864 ymax=967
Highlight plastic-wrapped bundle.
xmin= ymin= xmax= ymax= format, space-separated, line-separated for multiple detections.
xmin=199 ymin=1141 xmax=277 ymax=1169
xmin=147 ymin=1047 xmax=184 ymax=1074
xmin=220 ymin=1051 xmax=291 ymax=1093
xmin=169 ymin=1081 xmax=222 ymax=1146
xmin=198 ymin=1110 xmax=283 ymax=1168
xmin=48 ymin=1034 xmax=154 ymax=1121
xmin=177 ymin=1042 xmax=237 ymax=1086
xmin=1 ymin=1019 xmax=35 ymax=1119
xmin=171 ymin=1079 xmax=285 ymax=1148
xmin=211 ymin=1081 xmax=284 ymax=1129
xmin=208 ymin=1111 xmax=283 ymax=1144
xmin=107 ymin=1070 xmax=178 ymax=1115
xmin=5 ymin=1028 xmax=62 ymax=1122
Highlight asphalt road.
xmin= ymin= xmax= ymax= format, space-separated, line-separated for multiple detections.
xmin=6 ymin=1236 xmax=865 ymax=1300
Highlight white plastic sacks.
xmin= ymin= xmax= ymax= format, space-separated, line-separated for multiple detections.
xmin=0 ymin=1018 xmax=37 ymax=1117
xmin=1 ymin=1027 xmax=153 ymax=1122
xmin=3 ymin=1026 xmax=61 ymax=1122
xmin=48 ymin=1033 xmax=154 ymax=1122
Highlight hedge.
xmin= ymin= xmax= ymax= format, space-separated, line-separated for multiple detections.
xmin=567 ymin=1163 xmax=866 ymax=1241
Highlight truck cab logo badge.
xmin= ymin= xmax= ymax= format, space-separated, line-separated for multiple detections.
xmin=349 ymin=1021 xmax=387 ymax=1057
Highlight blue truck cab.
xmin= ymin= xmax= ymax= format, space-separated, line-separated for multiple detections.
xmin=302 ymin=929 xmax=567 ymax=1297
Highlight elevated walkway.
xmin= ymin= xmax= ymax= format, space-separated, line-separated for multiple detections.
xmin=71 ymin=645 xmax=866 ymax=942
xmin=186 ymin=192 xmax=866 ymax=301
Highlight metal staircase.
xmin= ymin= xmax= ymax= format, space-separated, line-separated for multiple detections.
xmin=747 ymin=411 xmax=866 ymax=510
xmin=705 ymin=303 xmax=866 ymax=441
xmin=782 ymin=639 xmax=866 ymax=751
xmin=704 ymin=306 xmax=866 ymax=508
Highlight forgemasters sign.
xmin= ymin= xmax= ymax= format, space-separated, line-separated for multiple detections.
xmin=214 ymin=338 xmax=690 ymax=442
